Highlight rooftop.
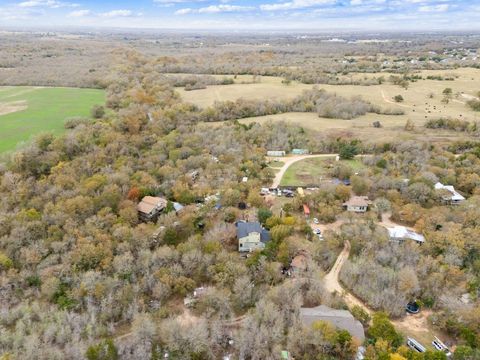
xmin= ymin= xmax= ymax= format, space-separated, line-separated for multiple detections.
xmin=137 ymin=196 xmax=168 ymax=214
xmin=300 ymin=305 xmax=365 ymax=341
xmin=343 ymin=196 xmax=371 ymax=207
xmin=387 ymin=226 xmax=425 ymax=243
xmin=434 ymin=182 xmax=465 ymax=201
xmin=236 ymin=221 xmax=271 ymax=243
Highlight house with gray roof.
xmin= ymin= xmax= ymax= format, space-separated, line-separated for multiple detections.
xmin=300 ymin=305 xmax=365 ymax=342
xmin=236 ymin=221 xmax=271 ymax=252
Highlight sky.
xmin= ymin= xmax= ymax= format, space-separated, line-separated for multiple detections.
xmin=0 ymin=0 xmax=479 ymax=31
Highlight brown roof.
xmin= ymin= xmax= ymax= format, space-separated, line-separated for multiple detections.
xmin=343 ymin=196 xmax=371 ymax=207
xmin=137 ymin=196 xmax=167 ymax=214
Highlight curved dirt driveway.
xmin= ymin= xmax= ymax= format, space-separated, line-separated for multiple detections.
xmin=324 ymin=240 xmax=446 ymax=346
xmin=324 ymin=240 xmax=372 ymax=314
xmin=271 ymin=154 xmax=337 ymax=188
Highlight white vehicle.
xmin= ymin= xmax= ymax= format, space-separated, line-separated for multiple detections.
xmin=260 ymin=188 xmax=270 ymax=195
xmin=313 ymin=228 xmax=322 ymax=235
xmin=407 ymin=337 xmax=426 ymax=353
xmin=432 ymin=337 xmax=452 ymax=357
xmin=313 ymin=218 xmax=319 ymax=224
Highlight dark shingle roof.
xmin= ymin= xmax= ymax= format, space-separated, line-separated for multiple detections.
xmin=236 ymin=221 xmax=270 ymax=243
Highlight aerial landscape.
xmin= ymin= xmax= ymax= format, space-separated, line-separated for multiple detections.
xmin=1 ymin=1 xmax=480 ymax=359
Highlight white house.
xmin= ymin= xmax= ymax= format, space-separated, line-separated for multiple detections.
xmin=236 ymin=221 xmax=271 ymax=252
xmin=343 ymin=196 xmax=371 ymax=213
xmin=267 ymin=150 xmax=286 ymax=157
xmin=387 ymin=226 xmax=425 ymax=244
xmin=434 ymin=182 xmax=465 ymax=205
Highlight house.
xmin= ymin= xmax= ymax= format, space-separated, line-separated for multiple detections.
xmin=343 ymin=196 xmax=371 ymax=213
xmin=292 ymin=149 xmax=309 ymax=155
xmin=267 ymin=150 xmax=286 ymax=157
xmin=387 ymin=226 xmax=425 ymax=244
xmin=137 ymin=196 xmax=168 ymax=222
xmin=434 ymin=182 xmax=465 ymax=205
xmin=300 ymin=305 xmax=365 ymax=342
xmin=236 ymin=221 xmax=271 ymax=252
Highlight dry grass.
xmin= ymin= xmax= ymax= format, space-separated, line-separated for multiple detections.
xmin=0 ymin=100 xmax=27 ymax=116
xmin=181 ymin=68 xmax=480 ymax=122
xmin=177 ymin=77 xmax=312 ymax=108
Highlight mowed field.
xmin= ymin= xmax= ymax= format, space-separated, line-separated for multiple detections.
xmin=180 ymin=68 xmax=480 ymax=142
xmin=280 ymin=157 xmax=365 ymax=186
xmin=0 ymin=86 xmax=105 ymax=153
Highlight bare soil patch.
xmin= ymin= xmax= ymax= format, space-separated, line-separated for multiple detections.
xmin=0 ymin=100 xmax=27 ymax=116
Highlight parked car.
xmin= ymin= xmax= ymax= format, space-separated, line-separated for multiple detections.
xmin=406 ymin=301 xmax=420 ymax=314
xmin=407 ymin=337 xmax=426 ymax=353
xmin=313 ymin=218 xmax=319 ymax=224
xmin=432 ymin=337 xmax=451 ymax=357
xmin=313 ymin=228 xmax=322 ymax=235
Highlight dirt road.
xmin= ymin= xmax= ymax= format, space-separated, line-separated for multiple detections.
xmin=380 ymin=89 xmax=411 ymax=109
xmin=323 ymin=240 xmax=373 ymax=315
xmin=323 ymin=238 xmax=447 ymax=347
xmin=271 ymin=154 xmax=337 ymax=188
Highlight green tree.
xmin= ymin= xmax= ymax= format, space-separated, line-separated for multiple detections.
xmin=258 ymin=208 xmax=273 ymax=225
xmin=393 ymin=95 xmax=404 ymax=103
xmin=339 ymin=144 xmax=358 ymax=160
xmin=368 ymin=312 xmax=403 ymax=348
xmin=85 ymin=339 xmax=118 ymax=360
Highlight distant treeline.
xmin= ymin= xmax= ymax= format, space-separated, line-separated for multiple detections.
xmin=165 ymin=74 xmax=234 ymax=90
xmin=196 ymin=87 xmax=404 ymax=122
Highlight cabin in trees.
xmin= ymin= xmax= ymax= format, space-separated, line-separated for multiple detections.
xmin=387 ymin=226 xmax=425 ymax=244
xmin=137 ymin=196 xmax=168 ymax=222
xmin=267 ymin=150 xmax=286 ymax=157
xmin=434 ymin=182 xmax=465 ymax=205
xmin=300 ymin=305 xmax=365 ymax=342
xmin=343 ymin=196 xmax=371 ymax=213
xmin=291 ymin=148 xmax=309 ymax=155
xmin=236 ymin=221 xmax=271 ymax=252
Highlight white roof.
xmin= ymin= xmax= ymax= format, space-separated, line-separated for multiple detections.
xmin=434 ymin=182 xmax=465 ymax=201
xmin=387 ymin=226 xmax=425 ymax=243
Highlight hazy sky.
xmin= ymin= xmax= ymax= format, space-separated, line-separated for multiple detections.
xmin=0 ymin=0 xmax=479 ymax=31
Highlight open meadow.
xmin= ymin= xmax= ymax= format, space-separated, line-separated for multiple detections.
xmin=181 ymin=68 xmax=480 ymax=142
xmin=0 ymin=86 xmax=105 ymax=153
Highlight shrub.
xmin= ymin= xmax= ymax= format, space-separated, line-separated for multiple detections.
xmin=467 ymin=99 xmax=480 ymax=112
xmin=393 ymin=95 xmax=404 ymax=103
xmin=0 ymin=252 xmax=13 ymax=270
xmin=86 ymin=339 xmax=118 ymax=360
xmin=91 ymin=105 xmax=105 ymax=119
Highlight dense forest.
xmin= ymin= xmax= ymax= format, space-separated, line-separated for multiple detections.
xmin=1 ymin=44 xmax=480 ymax=360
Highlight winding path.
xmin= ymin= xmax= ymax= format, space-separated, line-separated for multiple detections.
xmin=324 ymin=239 xmax=447 ymax=347
xmin=324 ymin=241 xmax=372 ymax=315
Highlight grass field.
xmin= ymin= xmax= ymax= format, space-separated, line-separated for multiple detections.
xmin=280 ymin=157 xmax=366 ymax=186
xmin=181 ymin=68 xmax=480 ymax=141
xmin=0 ymin=86 xmax=105 ymax=153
